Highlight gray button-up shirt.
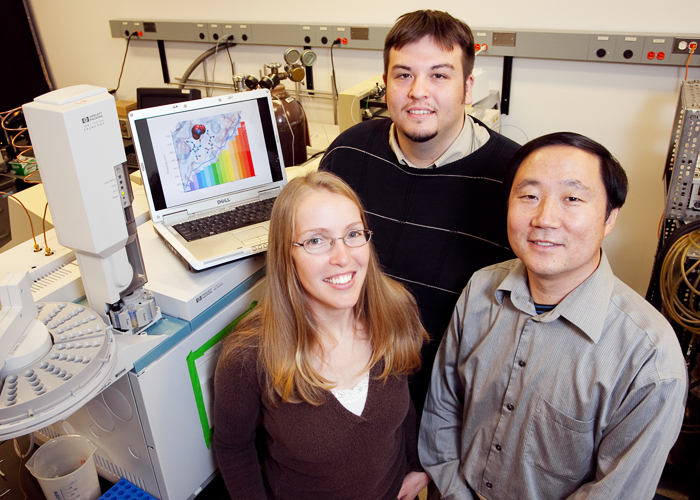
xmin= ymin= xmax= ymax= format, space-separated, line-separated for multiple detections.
xmin=419 ymin=252 xmax=687 ymax=500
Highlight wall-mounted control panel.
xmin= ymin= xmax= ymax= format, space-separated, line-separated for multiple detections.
xmin=109 ymin=20 xmax=699 ymax=67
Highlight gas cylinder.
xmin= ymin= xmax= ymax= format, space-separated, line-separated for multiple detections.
xmin=270 ymin=85 xmax=309 ymax=167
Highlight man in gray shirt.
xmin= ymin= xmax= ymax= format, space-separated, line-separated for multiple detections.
xmin=419 ymin=132 xmax=687 ymax=500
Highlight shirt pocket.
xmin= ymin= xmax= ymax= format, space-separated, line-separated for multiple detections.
xmin=524 ymin=398 xmax=596 ymax=481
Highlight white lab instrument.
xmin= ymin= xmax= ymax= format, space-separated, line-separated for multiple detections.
xmin=22 ymin=85 xmax=159 ymax=333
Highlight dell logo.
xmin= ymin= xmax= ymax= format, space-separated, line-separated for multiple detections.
xmin=217 ymin=198 xmax=230 ymax=204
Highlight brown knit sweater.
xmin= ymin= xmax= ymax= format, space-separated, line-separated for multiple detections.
xmin=213 ymin=344 xmax=423 ymax=500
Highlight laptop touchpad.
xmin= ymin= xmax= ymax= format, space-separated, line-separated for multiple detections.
xmin=235 ymin=226 xmax=268 ymax=243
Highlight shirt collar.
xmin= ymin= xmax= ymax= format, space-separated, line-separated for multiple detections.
xmin=495 ymin=251 xmax=616 ymax=343
xmin=388 ymin=110 xmax=488 ymax=169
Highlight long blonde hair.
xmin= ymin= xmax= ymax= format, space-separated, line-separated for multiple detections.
xmin=223 ymin=171 xmax=427 ymax=405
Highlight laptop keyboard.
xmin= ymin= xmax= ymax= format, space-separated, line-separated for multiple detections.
xmin=173 ymin=197 xmax=276 ymax=242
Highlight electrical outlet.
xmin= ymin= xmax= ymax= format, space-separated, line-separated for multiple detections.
xmin=193 ymin=23 xmax=209 ymax=42
xmin=208 ymin=24 xmax=222 ymax=43
xmin=588 ymin=35 xmax=616 ymax=62
xmin=673 ymin=38 xmax=700 ymax=54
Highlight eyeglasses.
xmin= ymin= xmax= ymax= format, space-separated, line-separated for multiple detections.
xmin=292 ymin=229 xmax=373 ymax=254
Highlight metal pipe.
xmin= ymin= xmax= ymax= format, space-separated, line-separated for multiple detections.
xmin=172 ymin=78 xmax=336 ymax=99
xmin=177 ymin=42 xmax=236 ymax=89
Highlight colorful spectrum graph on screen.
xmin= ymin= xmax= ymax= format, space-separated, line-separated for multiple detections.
xmin=188 ymin=122 xmax=255 ymax=190
xmin=171 ymin=112 xmax=256 ymax=193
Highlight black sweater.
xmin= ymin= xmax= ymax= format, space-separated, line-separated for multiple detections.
xmin=320 ymin=118 xmax=519 ymax=410
xmin=214 ymin=346 xmax=422 ymax=500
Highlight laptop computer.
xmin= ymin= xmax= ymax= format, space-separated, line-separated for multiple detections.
xmin=128 ymin=89 xmax=287 ymax=271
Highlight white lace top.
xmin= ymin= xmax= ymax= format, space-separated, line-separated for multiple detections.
xmin=330 ymin=371 xmax=370 ymax=416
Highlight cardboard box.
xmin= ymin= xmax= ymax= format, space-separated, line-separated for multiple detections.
xmin=115 ymin=99 xmax=137 ymax=117
xmin=9 ymin=157 xmax=37 ymax=176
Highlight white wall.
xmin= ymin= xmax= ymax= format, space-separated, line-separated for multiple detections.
xmin=27 ymin=0 xmax=700 ymax=295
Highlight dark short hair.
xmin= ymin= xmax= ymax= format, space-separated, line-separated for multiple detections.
xmin=383 ymin=10 xmax=475 ymax=81
xmin=504 ymin=132 xmax=628 ymax=219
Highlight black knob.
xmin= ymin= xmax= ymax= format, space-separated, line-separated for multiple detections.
xmin=242 ymin=34 xmax=248 ymax=41
xmin=321 ymin=36 xmax=328 ymax=45
xmin=305 ymin=36 xmax=311 ymax=44
xmin=199 ymin=32 xmax=205 ymax=40
xmin=213 ymin=33 xmax=219 ymax=41
xmin=260 ymin=74 xmax=281 ymax=90
xmin=596 ymin=48 xmax=606 ymax=58
xmin=623 ymin=49 xmax=633 ymax=59
xmin=124 ymin=30 xmax=130 ymax=37
xmin=244 ymin=75 xmax=259 ymax=90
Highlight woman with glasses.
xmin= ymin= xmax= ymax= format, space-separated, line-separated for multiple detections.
xmin=214 ymin=171 xmax=430 ymax=500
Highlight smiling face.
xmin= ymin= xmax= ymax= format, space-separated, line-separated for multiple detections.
xmin=507 ymin=145 xmax=618 ymax=302
xmin=384 ymin=36 xmax=473 ymax=152
xmin=292 ymin=190 xmax=370 ymax=322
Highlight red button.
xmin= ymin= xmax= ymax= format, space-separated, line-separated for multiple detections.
xmin=647 ymin=51 xmax=655 ymax=60
xmin=342 ymin=38 xmax=348 ymax=44
xmin=475 ymin=43 xmax=481 ymax=51
xmin=657 ymin=52 xmax=665 ymax=60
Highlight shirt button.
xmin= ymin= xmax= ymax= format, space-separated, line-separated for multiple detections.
xmin=507 ymin=403 xmax=514 ymax=411
xmin=495 ymin=444 xmax=502 ymax=451
xmin=486 ymin=482 xmax=493 ymax=488
xmin=519 ymin=360 xmax=526 ymax=367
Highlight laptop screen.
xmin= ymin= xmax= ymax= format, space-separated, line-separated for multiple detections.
xmin=131 ymin=90 xmax=285 ymax=214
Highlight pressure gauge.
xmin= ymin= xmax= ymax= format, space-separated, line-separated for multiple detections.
xmin=301 ymin=49 xmax=317 ymax=67
xmin=284 ymin=48 xmax=301 ymax=65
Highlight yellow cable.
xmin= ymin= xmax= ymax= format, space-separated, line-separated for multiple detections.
xmin=0 ymin=191 xmax=39 ymax=251
xmin=659 ymin=231 xmax=700 ymax=345
xmin=42 ymin=202 xmax=53 ymax=255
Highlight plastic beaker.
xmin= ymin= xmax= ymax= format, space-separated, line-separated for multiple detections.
xmin=25 ymin=434 xmax=101 ymax=500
